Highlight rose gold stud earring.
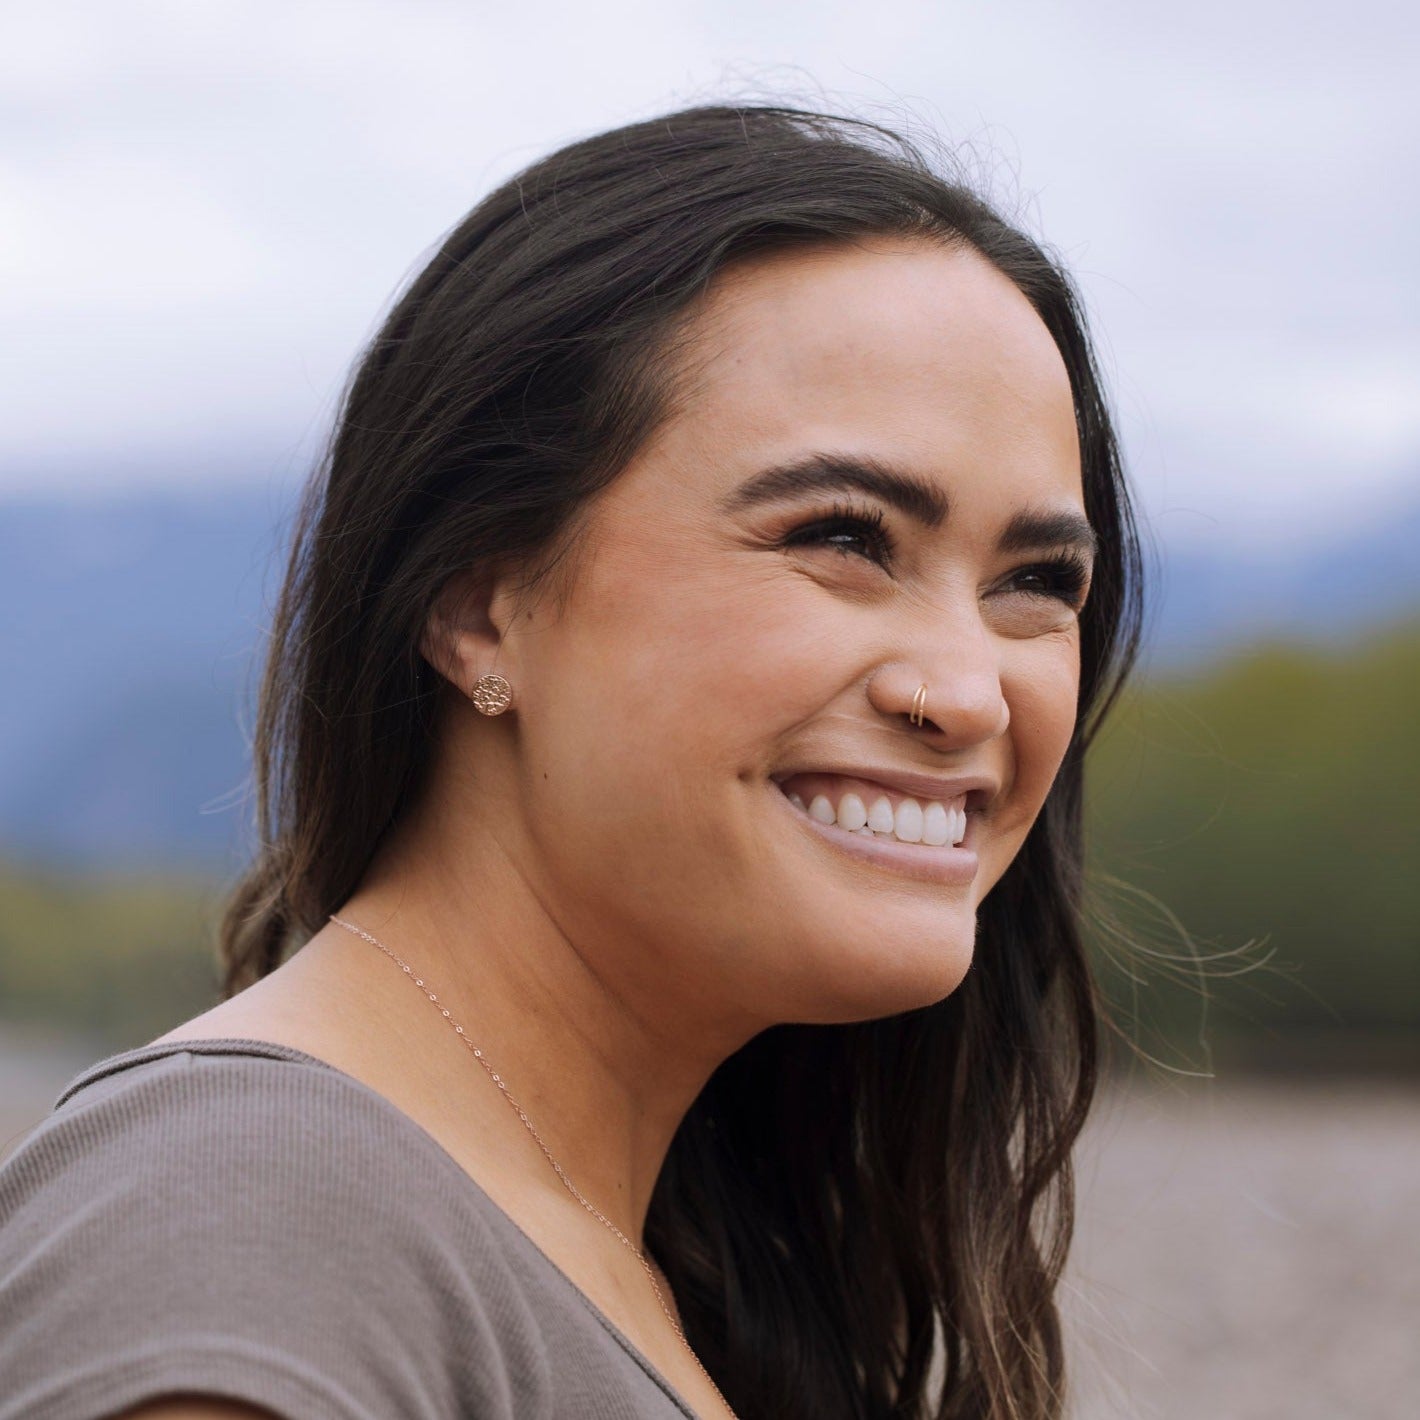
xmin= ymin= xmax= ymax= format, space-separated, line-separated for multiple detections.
xmin=471 ymin=673 xmax=514 ymax=716
xmin=909 ymin=683 xmax=928 ymax=727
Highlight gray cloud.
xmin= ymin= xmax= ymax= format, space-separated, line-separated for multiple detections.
xmin=1 ymin=0 xmax=1415 ymax=550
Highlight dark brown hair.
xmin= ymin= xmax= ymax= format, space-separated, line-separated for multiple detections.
xmin=221 ymin=103 xmax=1144 ymax=1418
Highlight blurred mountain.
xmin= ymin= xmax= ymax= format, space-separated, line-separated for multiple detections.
xmin=1144 ymin=495 xmax=1420 ymax=670
xmin=0 ymin=488 xmax=287 ymax=872
xmin=1 ymin=480 xmax=1418 ymax=871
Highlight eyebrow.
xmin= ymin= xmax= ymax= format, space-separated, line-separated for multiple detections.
xmin=718 ymin=452 xmax=1098 ymax=559
xmin=719 ymin=452 xmax=949 ymax=528
xmin=997 ymin=506 xmax=1099 ymax=561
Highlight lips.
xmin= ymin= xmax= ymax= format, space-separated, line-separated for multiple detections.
xmin=762 ymin=761 xmax=998 ymax=885
xmin=770 ymin=773 xmax=981 ymax=885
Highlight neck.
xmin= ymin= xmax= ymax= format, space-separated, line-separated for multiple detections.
xmin=317 ymin=773 xmax=752 ymax=1244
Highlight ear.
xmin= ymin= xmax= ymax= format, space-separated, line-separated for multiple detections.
xmin=418 ymin=562 xmax=523 ymax=702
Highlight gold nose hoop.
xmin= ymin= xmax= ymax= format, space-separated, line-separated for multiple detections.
xmin=909 ymin=683 xmax=928 ymax=727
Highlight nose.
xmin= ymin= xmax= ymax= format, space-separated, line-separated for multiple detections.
xmin=867 ymin=617 xmax=1010 ymax=747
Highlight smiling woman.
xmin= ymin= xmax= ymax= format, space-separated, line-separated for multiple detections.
xmin=0 ymin=104 xmax=1142 ymax=1420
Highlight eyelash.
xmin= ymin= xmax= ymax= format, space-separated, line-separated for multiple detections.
xmin=782 ymin=500 xmax=897 ymax=562
xmin=780 ymin=501 xmax=1093 ymax=607
xmin=1009 ymin=552 xmax=1092 ymax=608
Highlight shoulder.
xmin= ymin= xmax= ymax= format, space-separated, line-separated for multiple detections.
xmin=7 ymin=1038 xmax=490 ymax=1259
xmin=0 ymin=1040 xmax=548 ymax=1420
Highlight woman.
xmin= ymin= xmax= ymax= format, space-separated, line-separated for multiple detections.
xmin=0 ymin=103 xmax=1142 ymax=1419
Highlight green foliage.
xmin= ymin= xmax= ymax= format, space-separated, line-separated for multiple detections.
xmin=2 ymin=619 xmax=1416 ymax=1071
xmin=1084 ymin=618 xmax=1420 ymax=1073
xmin=0 ymin=863 xmax=224 ymax=1049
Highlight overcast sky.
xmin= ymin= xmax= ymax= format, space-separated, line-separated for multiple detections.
xmin=2 ymin=0 xmax=1415 ymax=551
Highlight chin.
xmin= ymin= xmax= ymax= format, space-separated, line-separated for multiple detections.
xmin=775 ymin=916 xmax=979 ymax=1026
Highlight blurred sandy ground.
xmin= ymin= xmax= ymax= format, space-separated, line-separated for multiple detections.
xmin=1065 ymin=1078 xmax=1419 ymax=1419
xmin=4 ymin=1035 xmax=1416 ymax=1417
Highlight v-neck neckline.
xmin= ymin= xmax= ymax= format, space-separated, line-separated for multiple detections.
xmin=56 ymin=1035 xmax=703 ymax=1419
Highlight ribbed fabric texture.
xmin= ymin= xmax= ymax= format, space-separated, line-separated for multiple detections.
xmin=0 ymin=1038 xmax=697 ymax=1419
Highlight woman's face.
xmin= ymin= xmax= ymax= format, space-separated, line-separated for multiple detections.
xmin=494 ymin=235 xmax=1090 ymax=1031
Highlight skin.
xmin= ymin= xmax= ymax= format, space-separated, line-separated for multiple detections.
xmin=148 ymin=235 xmax=1088 ymax=1420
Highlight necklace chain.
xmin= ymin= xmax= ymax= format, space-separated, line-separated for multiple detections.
xmin=327 ymin=914 xmax=736 ymax=1419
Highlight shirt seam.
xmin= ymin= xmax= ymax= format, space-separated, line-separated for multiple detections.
xmin=48 ymin=1036 xmax=705 ymax=1416
xmin=0 ymin=1334 xmax=381 ymax=1420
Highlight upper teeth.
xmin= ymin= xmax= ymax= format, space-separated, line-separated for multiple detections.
xmin=789 ymin=789 xmax=967 ymax=847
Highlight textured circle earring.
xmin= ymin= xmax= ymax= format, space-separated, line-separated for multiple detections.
xmin=471 ymin=673 xmax=514 ymax=716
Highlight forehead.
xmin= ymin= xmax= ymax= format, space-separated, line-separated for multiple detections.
xmin=638 ymin=234 xmax=1081 ymax=513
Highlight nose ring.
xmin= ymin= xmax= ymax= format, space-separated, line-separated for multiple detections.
xmin=909 ymin=683 xmax=928 ymax=727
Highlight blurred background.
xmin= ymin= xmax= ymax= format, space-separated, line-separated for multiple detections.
xmin=1 ymin=2 xmax=1415 ymax=1416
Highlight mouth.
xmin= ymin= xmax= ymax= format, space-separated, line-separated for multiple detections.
xmin=768 ymin=769 xmax=985 ymax=887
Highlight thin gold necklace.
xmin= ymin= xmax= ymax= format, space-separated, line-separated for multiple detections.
xmin=327 ymin=913 xmax=737 ymax=1419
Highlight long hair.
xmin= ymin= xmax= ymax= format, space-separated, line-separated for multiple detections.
xmin=219 ymin=103 xmax=1144 ymax=1418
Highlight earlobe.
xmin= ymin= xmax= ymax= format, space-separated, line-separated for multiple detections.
xmin=420 ymin=556 xmax=533 ymax=707
xmin=419 ymin=565 xmax=518 ymax=705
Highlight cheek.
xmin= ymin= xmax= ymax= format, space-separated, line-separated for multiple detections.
xmin=555 ymin=543 xmax=845 ymax=771
xmin=1003 ymin=640 xmax=1081 ymax=808
xmin=513 ymin=550 xmax=840 ymax=968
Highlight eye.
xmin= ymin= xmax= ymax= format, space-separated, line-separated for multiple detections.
xmin=780 ymin=501 xmax=895 ymax=566
xmin=1004 ymin=551 xmax=1092 ymax=608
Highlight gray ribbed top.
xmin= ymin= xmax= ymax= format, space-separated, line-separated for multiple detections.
xmin=0 ymin=1037 xmax=700 ymax=1419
